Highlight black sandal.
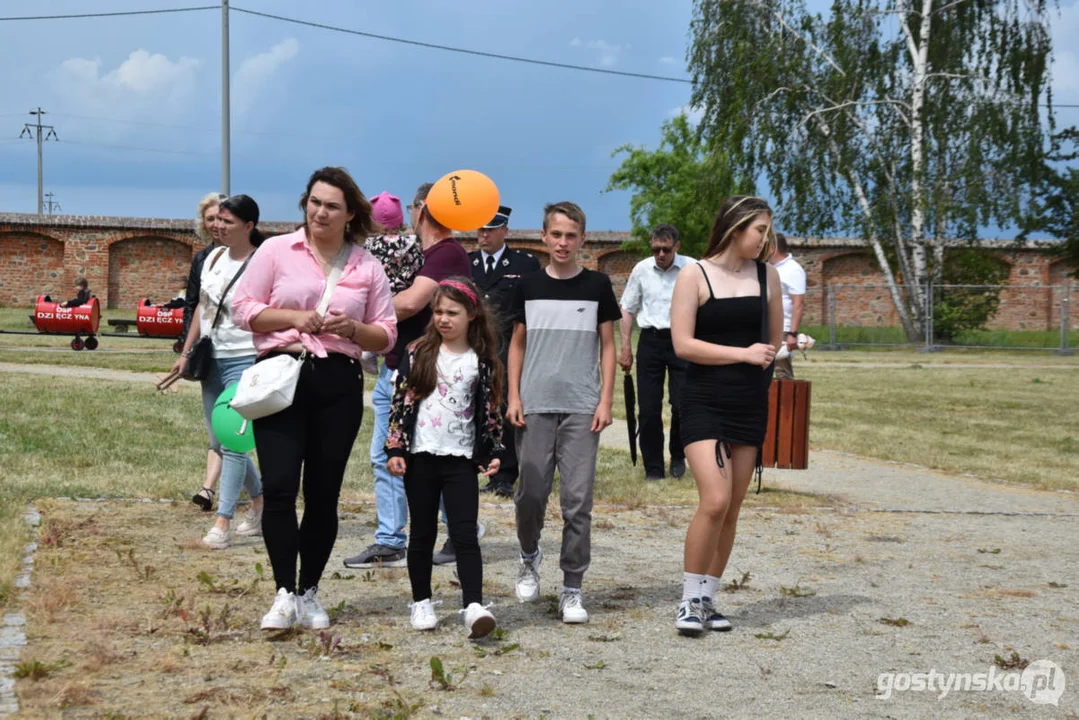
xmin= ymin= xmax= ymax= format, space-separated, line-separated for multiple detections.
xmin=191 ymin=487 xmax=215 ymax=511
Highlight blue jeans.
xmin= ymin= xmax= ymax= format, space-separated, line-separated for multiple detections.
xmin=201 ymin=354 xmax=262 ymax=520
xmin=371 ymin=363 xmax=407 ymax=548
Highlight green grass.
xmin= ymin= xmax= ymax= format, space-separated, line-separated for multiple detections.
xmin=798 ymin=363 xmax=1079 ymax=491
xmin=800 ymin=324 xmax=1078 ymax=349
xmin=2 ymin=371 xmax=825 ymax=606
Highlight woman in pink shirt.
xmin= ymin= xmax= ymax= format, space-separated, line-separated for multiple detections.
xmin=232 ymin=166 xmax=398 ymax=631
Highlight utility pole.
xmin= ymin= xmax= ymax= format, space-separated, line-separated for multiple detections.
xmin=44 ymin=192 xmax=61 ymax=216
xmin=19 ymin=107 xmax=58 ymax=216
xmin=221 ymin=0 xmax=230 ymax=196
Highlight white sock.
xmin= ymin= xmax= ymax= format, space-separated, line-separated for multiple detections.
xmin=561 ymin=586 xmax=581 ymax=597
xmin=682 ymin=572 xmax=705 ymax=601
xmin=701 ymin=575 xmax=721 ymax=600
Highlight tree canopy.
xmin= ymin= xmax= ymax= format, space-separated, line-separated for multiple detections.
xmin=686 ymin=0 xmax=1059 ymax=337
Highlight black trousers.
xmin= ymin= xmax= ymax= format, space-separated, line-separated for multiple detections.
xmin=253 ymin=353 xmax=364 ymax=594
xmin=491 ymin=345 xmax=518 ymax=487
xmin=636 ymin=329 xmax=687 ymax=476
xmin=405 ymin=452 xmax=483 ymax=607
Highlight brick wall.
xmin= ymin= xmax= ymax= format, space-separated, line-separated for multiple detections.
xmin=0 ymin=213 xmax=1074 ymax=329
xmin=0 ymin=232 xmax=65 ymax=304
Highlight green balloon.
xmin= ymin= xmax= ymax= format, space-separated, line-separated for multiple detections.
xmin=212 ymin=384 xmax=256 ymax=453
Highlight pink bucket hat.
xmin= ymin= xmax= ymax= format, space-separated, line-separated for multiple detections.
xmin=370 ymin=191 xmax=404 ymax=231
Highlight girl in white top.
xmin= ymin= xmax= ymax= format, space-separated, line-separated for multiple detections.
xmin=174 ymin=195 xmax=264 ymax=550
xmin=385 ymin=277 xmax=506 ymax=639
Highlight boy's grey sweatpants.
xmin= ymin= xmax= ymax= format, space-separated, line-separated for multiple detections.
xmin=514 ymin=413 xmax=600 ymax=589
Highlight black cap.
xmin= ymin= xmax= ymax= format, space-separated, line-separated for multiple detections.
xmin=482 ymin=205 xmax=512 ymax=229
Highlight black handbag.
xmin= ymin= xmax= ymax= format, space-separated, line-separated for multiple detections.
xmin=181 ymin=249 xmax=253 ymax=381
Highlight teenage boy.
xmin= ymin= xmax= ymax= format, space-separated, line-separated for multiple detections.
xmin=506 ymin=201 xmax=620 ymax=624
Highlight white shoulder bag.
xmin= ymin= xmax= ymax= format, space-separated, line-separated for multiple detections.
xmin=230 ymin=243 xmax=351 ymax=421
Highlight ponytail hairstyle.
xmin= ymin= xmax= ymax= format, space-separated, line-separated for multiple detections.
xmin=219 ymin=194 xmax=265 ymax=247
xmin=406 ymin=276 xmax=503 ymax=407
xmin=702 ymin=195 xmax=775 ymax=262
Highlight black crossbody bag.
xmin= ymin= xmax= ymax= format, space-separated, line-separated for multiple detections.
xmin=182 ymin=249 xmax=253 ymax=381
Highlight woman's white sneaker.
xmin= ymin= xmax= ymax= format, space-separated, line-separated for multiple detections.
xmin=410 ymin=598 xmax=439 ymax=631
xmin=234 ymin=507 xmax=262 ymax=537
xmin=261 ymin=588 xmax=299 ymax=630
xmin=462 ymin=603 xmax=496 ymax=639
xmin=201 ymin=526 xmax=232 ymax=550
xmin=299 ymin=587 xmax=330 ymax=629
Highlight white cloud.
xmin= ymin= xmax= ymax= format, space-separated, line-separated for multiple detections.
xmin=49 ymin=50 xmax=200 ymax=115
xmin=668 ymin=103 xmax=704 ymax=124
xmin=570 ymin=37 xmax=582 ymax=47
xmin=659 ymin=56 xmax=677 ymax=65
xmin=231 ymin=38 xmax=300 ymax=120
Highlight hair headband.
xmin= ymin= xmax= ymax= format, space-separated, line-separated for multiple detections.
xmin=439 ymin=280 xmax=478 ymax=306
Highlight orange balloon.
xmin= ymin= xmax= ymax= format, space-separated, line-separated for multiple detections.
xmin=425 ymin=170 xmax=500 ymax=232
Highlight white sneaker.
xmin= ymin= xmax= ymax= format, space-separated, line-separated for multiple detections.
xmin=234 ymin=507 xmax=262 ymax=537
xmin=560 ymin=591 xmax=589 ymax=624
xmin=201 ymin=526 xmax=232 ymax=550
xmin=261 ymin=588 xmax=299 ymax=630
xmin=461 ymin=602 xmax=496 ymax=639
xmin=409 ymin=598 xmax=440 ymax=631
xmin=299 ymin=587 xmax=330 ymax=630
xmin=515 ymin=550 xmax=542 ymax=603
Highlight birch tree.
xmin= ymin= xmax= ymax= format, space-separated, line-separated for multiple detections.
xmin=688 ymin=0 xmax=1057 ymax=339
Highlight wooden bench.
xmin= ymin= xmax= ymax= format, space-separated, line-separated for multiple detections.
xmin=762 ymin=378 xmax=811 ymax=469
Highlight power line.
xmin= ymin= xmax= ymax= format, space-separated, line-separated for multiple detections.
xmin=0 ymin=6 xmax=216 ymax=21
xmin=230 ymin=6 xmax=694 ymax=84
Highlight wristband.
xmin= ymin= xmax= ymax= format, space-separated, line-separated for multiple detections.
xmin=785 ymin=331 xmax=798 ymax=337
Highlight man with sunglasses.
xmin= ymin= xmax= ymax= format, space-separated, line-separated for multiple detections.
xmin=618 ymin=224 xmax=693 ymax=481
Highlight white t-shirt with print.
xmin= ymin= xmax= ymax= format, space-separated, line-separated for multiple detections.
xmin=199 ymin=248 xmax=257 ymax=358
xmin=412 ymin=346 xmax=479 ymax=458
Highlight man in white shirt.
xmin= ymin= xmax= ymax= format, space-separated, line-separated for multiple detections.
xmin=619 ymin=224 xmax=693 ymax=481
xmin=769 ymin=232 xmax=806 ymax=380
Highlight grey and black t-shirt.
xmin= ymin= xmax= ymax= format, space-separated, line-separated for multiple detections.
xmin=511 ymin=268 xmax=621 ymax=415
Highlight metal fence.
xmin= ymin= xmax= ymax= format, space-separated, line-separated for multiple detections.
xmin=801 ymin=283 xmax=1076 ymax=353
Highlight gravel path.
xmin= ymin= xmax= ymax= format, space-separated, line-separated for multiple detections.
xmin=3 ymin=361 xmax=1078 ymax=718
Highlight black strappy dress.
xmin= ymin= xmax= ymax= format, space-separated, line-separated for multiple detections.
xmin=680 ymin=261 xmax=773 ymax=454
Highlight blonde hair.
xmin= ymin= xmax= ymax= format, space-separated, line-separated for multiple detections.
xmin=703 ymin=195 xmax=775 ymax=262
xmin=195 ymin=192 xmax=223 ymax=241
xmin=543 ymin=201 xmax=586 ymax=234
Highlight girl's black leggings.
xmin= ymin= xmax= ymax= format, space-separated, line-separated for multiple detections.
xmin=404 ymin=452 xmax=482 ymax=607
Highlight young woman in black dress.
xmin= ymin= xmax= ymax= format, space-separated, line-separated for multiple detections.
xmin=670 ymin=196 xmax=784 ymax=636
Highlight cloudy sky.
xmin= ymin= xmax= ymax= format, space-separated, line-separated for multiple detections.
xmin=1 ymin=0 xmax=1076 ymax=230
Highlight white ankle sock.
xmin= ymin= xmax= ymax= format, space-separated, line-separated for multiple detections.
xmin=682 ymin=572 xmax=705 ymax=601
xmin=701 ymin=575 xmax=721 ymax=599
xmin=561 ymin=586 xmax=581 ymax=597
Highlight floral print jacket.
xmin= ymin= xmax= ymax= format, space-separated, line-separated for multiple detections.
xmin=385 ymin=346 xmax=505 ymax=468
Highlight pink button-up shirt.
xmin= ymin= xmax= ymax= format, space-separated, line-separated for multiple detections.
xmin=232 ymin=228 xmax=397 ymax=359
